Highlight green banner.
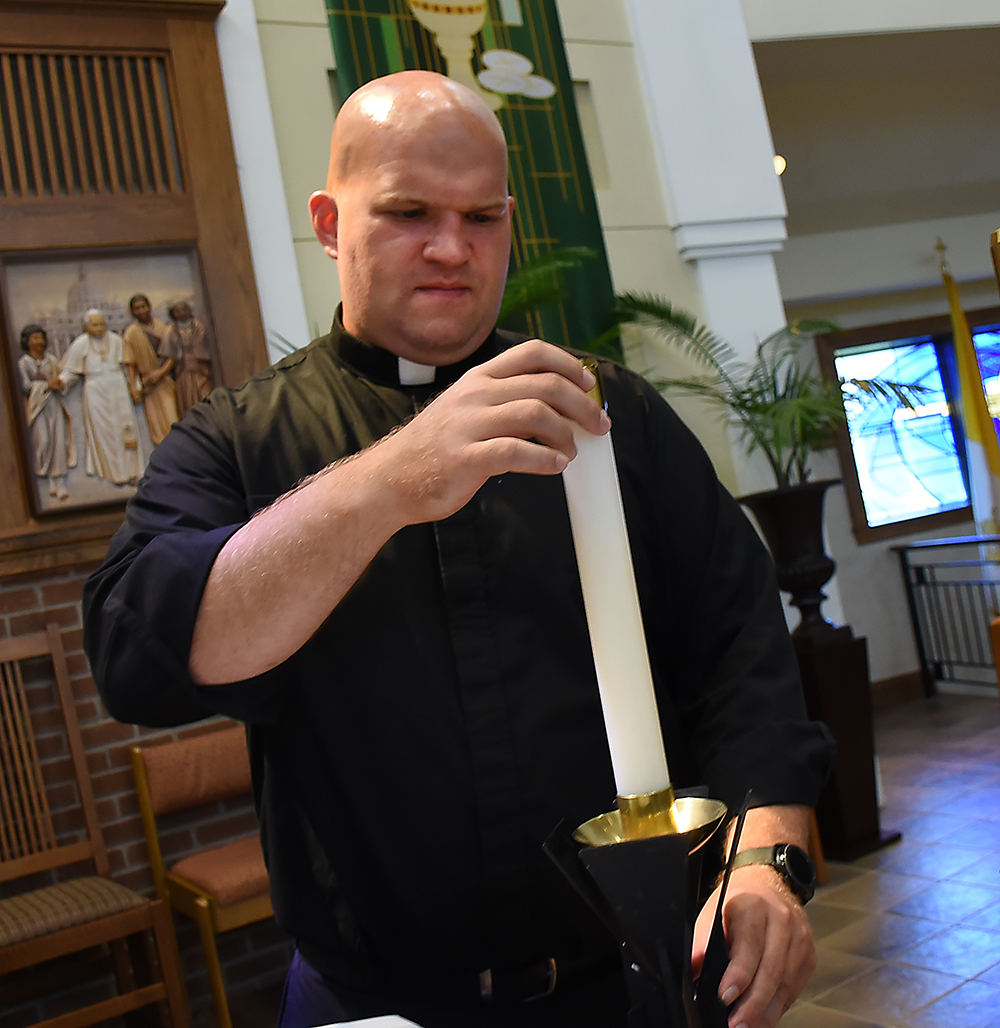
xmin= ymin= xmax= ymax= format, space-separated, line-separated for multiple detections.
xmin=326 ymin=0 xmax=617 ymax=354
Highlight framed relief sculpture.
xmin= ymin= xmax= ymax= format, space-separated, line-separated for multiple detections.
xmin=0 ymin=0 xmax=266 ymax=577
xmin=1 ymin=246 xmax=214 ymax=515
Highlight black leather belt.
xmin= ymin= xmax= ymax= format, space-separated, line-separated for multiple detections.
xmin=297 ymin=940 xmax=618 ymax=1006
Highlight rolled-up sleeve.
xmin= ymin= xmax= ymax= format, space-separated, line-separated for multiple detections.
xmin=83 ymin=398 xmax=284 ymax=727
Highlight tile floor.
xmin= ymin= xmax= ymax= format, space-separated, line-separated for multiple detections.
xmin=785 ymin=688 xmax=1000 ymax=1028
xmin=230 ymin=689 xmax=1000 ymax=1027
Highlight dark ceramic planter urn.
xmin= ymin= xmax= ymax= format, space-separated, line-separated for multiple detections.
xmin=738 ymin=478 xmax=841 ymax=643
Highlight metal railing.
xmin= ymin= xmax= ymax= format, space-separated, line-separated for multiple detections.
xmin=894 ymin=536 xmax=1000 ymax=694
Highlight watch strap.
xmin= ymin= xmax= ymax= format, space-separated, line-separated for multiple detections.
xmin=731 ymin=846 xmax=777 ymax=868
xmin=731 ymin=844 xmax=816 ymax=904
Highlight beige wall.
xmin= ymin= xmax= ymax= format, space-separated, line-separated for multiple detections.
xmin=740 ymin=0 xmax=1000 ymax=40
xmin=557 ymin=0 xmax=737 ymax=484
xmin=254 ymin=0 xmax=340 ymax=339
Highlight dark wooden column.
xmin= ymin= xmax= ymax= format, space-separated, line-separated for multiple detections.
xmin=795 ymin=625 xmax=900 ymax=859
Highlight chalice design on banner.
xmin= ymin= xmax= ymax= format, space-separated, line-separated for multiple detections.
xmin=405 ymin=2 xmax=557 ymax=107
xmin=405 ymin=0 xmax=501 ymax=108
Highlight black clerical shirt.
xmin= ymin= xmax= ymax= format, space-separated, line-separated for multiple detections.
xmin=84 ymin=318 xmax=833 ymax=1002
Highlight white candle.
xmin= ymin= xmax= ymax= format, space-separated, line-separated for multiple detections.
xmin=562 ymin=425 xmax=672 ymax=798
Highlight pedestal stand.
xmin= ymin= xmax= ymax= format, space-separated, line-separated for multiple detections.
xmin=740 ymin=481 xmax=899 ymax=860
xmin=545 ymin=795 xmax=730 ymax=1028
xmin=794 ymin=626 xmax=900 ymax=859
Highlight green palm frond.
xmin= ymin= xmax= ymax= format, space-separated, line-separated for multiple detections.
xmin=615 ymin=292 xmax=737 ymax=373
xmin=616 ymin=299 xmax=922 ymax=488
xmin=498 ymin=246 xmax=597 ymax=324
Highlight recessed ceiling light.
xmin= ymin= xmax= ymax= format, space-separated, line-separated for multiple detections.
xmin=773 ymin=154 xmax=787 ymax=175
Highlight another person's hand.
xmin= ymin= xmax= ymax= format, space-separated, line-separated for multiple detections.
xmin=372 ymin=338 xmax=610 ymax=526
xmin=692 ymin=865 xmax=816 ymax=1028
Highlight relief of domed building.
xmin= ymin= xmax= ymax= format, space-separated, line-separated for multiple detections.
xmin=37 ymin=266 xmax=129 ymax=357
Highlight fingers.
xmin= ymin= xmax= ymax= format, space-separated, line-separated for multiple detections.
xmin=690 ymin=887 xmax=721 ymax=979
xmin=368 ymin=339 xmax=612 ymax=525
xmin=476 ymin=338 xmax=611 ymax=438
xmin=703 ymin=868 xmax=816 ymax=1028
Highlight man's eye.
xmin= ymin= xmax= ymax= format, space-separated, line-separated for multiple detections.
xmin=396 ymin=209 xmax=425 ymax=219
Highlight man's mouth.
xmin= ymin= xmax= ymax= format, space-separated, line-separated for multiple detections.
xmin=417 ymin=282 xmax=470 ymax=294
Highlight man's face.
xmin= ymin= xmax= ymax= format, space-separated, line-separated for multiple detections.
xmin=171 ymin=302 xmax=192 ymax=322
xmin=321 ymin=117 xmax=513 ymax=365
xmin=131 ymin=297 xmax=151 ymax=323
xmin=84 ymin=314 xmax=106 ymax=337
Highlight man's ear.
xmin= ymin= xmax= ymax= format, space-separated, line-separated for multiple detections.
xmin=309 ymin=191 xmax=339 ymax=258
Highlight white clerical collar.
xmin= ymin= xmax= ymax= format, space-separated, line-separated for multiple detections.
xmin=398 ymin=356 xmax=436 ymax=385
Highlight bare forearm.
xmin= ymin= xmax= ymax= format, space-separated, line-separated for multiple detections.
xmin=189 ymin=451 xmax=404 ymax=684
xmin=188 ymin=340 xmax=608 ymax=685
xmin=729 ymin=804 xmax=811 ymax=855
xmin=692 ymin=804 xmax=816 ymax=1028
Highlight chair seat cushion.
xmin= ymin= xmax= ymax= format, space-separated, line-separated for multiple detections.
xmin=0 ymin=876 xmax=147 ymax=947
xmin=170 ymin=835 xmax=269 ymax=906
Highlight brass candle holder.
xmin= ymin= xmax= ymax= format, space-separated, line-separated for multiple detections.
xmin=617 ymin=785 xmax=682 ymax=840
xmin=575 ymin=791 xmax=723 ymax=849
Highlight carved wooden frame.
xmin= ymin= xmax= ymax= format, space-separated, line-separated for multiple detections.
xmin=0 ymin=0 xmax=267 ymax=576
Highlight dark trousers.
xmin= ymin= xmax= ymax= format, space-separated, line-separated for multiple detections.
xmin=277 ymin=948 xmax=630 ymax=1028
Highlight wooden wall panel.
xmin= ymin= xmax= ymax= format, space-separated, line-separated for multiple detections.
xmin=0 ymin=0 xmax=267 ymax=576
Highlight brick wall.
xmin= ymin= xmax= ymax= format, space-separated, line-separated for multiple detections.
xmin=0 ymin=566 xmax=293 ymax=1028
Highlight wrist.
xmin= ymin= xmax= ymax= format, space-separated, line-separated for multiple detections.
xmin=731 ymin=844 xmax=817 ymax=904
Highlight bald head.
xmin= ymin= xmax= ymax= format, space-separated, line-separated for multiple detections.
xmin=327 ymin=70 xmax=507 ymax=190
xmin=310 ymin=70 xmax=514 ymax=364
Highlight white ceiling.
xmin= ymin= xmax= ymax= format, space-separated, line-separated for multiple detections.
xmin=753 ymin=26 xmax=1000 ymax=237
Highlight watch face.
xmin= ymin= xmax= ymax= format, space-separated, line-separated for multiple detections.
xmin=778 ymin=844 xmax=816 ymax=899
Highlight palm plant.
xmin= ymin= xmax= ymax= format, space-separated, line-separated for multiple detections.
xmin=498 ymin=246 xmax=597 ymax=324
xmin=615 ymin=292 xmax=922 ymax=489
xmin=499 ymin=247 xmax=626 ymax=362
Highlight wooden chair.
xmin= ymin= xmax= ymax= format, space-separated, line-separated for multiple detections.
xmin=131 ymin=723 xmax=272 ymax=1028
xmin=0 ymin=622 xmax=189 ymax=1028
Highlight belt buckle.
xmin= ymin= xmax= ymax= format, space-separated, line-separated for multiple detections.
xmin=479 ymin=957 xmax=557 ymax=1002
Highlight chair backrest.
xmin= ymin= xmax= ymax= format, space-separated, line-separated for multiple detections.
xmin=131 ymin=724 xmax=253 ymax=903
xmin=0 ymin=623 xmax=108 ymax=884
xmin=136 ymin=724 xmax=252 ymax=817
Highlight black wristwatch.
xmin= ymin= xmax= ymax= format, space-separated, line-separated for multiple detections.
xmin=731 ymin=844 xmax=817 ymax=904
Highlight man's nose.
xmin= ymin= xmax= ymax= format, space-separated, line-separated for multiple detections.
xmin=423 ymin=214 xmax=468 ymax=265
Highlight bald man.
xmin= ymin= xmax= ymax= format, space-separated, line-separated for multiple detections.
xmin=84 ymin=71 xmax=832 ymax=1028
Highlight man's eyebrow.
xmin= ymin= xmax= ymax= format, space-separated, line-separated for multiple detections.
xmin=372 ymin=193 xmax=510 ymax=211
xmin=372 ymin=192 xmax=421 ymax=206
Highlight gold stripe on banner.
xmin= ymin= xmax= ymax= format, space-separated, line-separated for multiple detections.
xmin=325 ymin=0 xmax=619 ymax=356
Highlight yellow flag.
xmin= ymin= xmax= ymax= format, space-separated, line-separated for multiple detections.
xmin=944 ymin=266 xmax=1000 ymax=534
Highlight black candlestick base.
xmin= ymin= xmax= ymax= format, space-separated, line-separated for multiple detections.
xmin=544 ymin=793 xmax=734 ymax=1028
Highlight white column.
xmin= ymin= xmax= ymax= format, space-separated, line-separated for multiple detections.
xmin=622 ymin=0 xmax=846 ymax=626
xmin=216 ymin=0 xmax=311 ymax=362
